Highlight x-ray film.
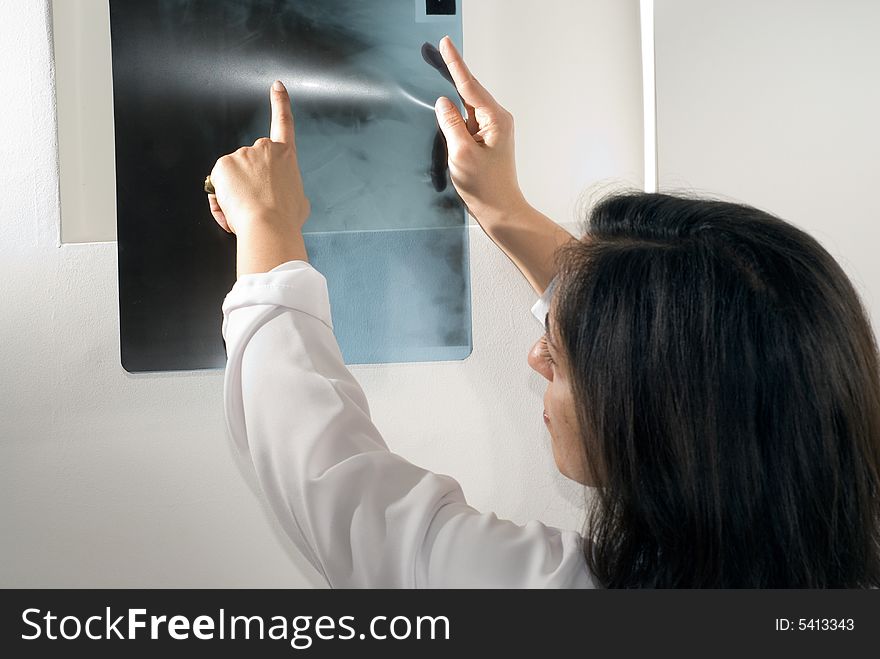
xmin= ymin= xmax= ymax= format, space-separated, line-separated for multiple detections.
xmin=110 ymin=0 xmax=470 ymax=372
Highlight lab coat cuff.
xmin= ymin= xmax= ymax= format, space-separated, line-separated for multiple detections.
xmin=530 ymin=276 xmax=558 ymax=325
xmin=221 ymin=260 xmax=333 ymax=341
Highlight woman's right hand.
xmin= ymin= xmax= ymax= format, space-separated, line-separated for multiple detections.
xmin=434 ymin=37 xmax=529 ymax=227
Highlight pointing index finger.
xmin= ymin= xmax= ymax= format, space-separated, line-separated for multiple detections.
xmin=438 ymin=36 xmax=496 ymax=108
xmin=270 ymin=80 xmax=295 ymax=144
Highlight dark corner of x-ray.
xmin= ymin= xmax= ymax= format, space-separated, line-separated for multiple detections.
xmin=109 ymin=0 xmax=470 ymax=373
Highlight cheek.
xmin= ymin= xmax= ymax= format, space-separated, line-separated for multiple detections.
xmin=545 ymin=391 xmax=577 ymax=449
xmin=544 ymin=378 xmax=570 ymax=415
xmin=546 ymin=386 xmax=582 ymax=444
xmin=555 ymin=395 xmax=578 ymax=435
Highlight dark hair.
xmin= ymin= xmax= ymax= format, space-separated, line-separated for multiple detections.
xmin=553 ymin=192 xmax=880 ymax=587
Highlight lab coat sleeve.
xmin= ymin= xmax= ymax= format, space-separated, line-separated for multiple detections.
xmin=530 ymin=276 xmax=558 ymax=326
xmin=222 ymin=261 xmax=592 ymax=588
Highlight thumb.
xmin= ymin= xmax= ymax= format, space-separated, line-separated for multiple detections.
xmin=435 ymin=96 xmax=470 ymax=153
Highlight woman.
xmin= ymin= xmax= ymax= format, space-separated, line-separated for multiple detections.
xmin=208 ymin=38 xmax=880 ymax=587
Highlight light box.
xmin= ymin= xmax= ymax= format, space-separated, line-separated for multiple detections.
xmin=106 ymin=0 xmax=470 ymax=372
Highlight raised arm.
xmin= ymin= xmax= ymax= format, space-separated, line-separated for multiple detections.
xmin=208 ymin=81 xmax=592 ymax=588
xmin=433 ymin=37 xmax=577 ymax=296
xmin=221 ymin=261 xmax=591 ymax=587
xmin=207 ymin=80 xmax=310 ymax=278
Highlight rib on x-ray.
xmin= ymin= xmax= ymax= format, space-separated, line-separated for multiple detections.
xmin=110 ymin=0 xmax=470 ymax=372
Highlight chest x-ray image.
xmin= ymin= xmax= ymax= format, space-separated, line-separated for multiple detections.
xmin=110 ymin=0 xmax=469 ymax=372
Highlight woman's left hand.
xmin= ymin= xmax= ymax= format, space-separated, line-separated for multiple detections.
xmin=207 ymin=81 xmax=310 ymax=237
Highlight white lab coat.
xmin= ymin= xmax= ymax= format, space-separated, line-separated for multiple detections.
xmin=222 ymin=260 xmax=594 ymax=588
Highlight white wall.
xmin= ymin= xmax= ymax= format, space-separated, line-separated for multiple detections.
xmin=655 ymin=0 xmax=880 ymax=332
xmin=0 ymin=0 xmax=644 ymax=586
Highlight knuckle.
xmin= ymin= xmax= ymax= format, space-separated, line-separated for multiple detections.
xmin=460 ymin=77 xmax=479 ymax=92
xmin=494 ymin=109 xmax=513 ymax=130
xmin=442 ymin=108 xmax=464 ymax=127
xmin=212 ymin=155 xmax=228 ymax=175
xmin=447 ymin=142 xmax=467 ymax=161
